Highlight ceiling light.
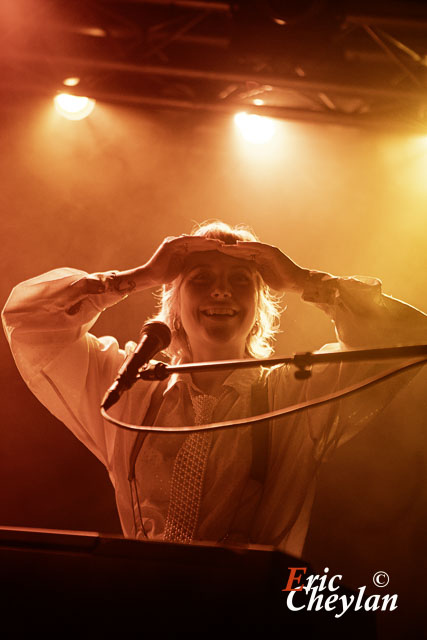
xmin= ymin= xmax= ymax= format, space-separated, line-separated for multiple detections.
xmin=54 ymin=93 xmax=96 ymax=120
xmin=63 ymin=77 xmax=80 ymax=87
xmin=234 ymin=112 xmax=276 ymax=144
xmin=79 ymin=27 xmax=107 ymax=38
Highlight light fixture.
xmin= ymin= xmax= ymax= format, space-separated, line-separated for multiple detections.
xmin=234 ymin=112 xmax=276 ymax=144
xmin=63 ymin=77 xmax=80 ymax=87
xmin=54 ymin=93 xmax=96 ymax=120
xmin=79 ymin=27 xmax=107 ymax=38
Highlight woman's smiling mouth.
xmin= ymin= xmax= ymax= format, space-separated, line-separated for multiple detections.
xmin=200 ymin=307 xmax=239 ymax=317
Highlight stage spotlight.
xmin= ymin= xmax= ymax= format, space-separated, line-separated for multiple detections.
xmin=234 ymin=112 xmax=276 ymax=144
xmin=54 ymin=93 xmax=96 ymax=120
xmin=63 ymin=77 xmax=80 ymax=87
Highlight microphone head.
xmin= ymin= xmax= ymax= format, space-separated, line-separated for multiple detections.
xmin=140 ymin=321 xmax=172 ymax=352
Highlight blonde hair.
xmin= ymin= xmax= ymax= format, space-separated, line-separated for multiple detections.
xmin=151 ymin=220 xmax=283 ymax=363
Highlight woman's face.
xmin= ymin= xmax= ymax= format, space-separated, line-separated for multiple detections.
xmin=179 ymin=250 xmax=258 ymax=361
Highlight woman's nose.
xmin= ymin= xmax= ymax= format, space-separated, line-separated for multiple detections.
xmin=210 ymin=280 xmax=232 ymax=298
xmin=211 ymin=289 xmax=231 ymax=298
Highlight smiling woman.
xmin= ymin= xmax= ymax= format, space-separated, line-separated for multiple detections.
xmin=150 ymin=221 xmax=283 ymax=366
xmin=2 ymin=220 xmax=427 ymax=553
xmin=179 ymin=252 xmax=258 ymax=361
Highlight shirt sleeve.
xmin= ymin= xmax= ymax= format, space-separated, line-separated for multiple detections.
xmin=2 ymin=268 xmax=130 ymax=467
xmin=298 ymin=271 xmax=426 ymax=458
xmin=302 ymin=270 xmax=427 ymax=348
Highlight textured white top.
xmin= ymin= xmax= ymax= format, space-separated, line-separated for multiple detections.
xmin=2 ymin=268 xmax=426 ymax=555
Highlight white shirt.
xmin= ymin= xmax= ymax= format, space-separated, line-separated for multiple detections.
xmin=2 ymin=268 xmax=426 ymax=556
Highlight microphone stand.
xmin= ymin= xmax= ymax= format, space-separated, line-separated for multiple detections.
xmin=139 ymin=344 xmax=427 ymax=381
xmin=101 ymin=344 xmax=427 ymax=432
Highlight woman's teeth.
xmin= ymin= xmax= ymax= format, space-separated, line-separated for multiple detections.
xmin=202 ymin=308 xmax=237 ymax=316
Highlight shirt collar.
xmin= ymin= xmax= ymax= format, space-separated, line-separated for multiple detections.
xmin=163 ymin=363 xmax=263 ymax=397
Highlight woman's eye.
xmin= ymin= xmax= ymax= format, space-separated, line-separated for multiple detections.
xmin=231 ymin=273 xmax=251 ymax=285
xmin=188 ymin=270 xmax=252 ymax=285
xmin=191 ymin=272 xmax=212 ymax=283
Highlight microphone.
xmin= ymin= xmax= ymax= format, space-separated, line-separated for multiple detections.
xmin=101 ymin=321 xmax=171 ymax=411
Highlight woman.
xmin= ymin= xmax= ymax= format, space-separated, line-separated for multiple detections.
xmin=2 ymin=220 xmax=426 ymax=555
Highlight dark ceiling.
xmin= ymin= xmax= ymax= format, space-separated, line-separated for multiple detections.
xmin=2 ymin=0 xmax=427 ymax=130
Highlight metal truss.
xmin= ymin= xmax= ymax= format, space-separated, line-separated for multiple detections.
xmin=1 ymin=0 xmax=427 ymax=131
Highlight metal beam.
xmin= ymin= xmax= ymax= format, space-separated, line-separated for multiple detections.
xmin=5 ymin=51 xmax=427 ymax=101
xmin=363 ymin=24 xmax=424 ymax=88
xmin=346 ymin=14 xmax=427 ymax=30
xmin=103 ymin=0 xmax=230 ymax=11
xmin=3 ymin=80 xmax=425 ymax=132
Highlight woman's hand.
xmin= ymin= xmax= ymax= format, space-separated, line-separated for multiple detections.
xmin=217 ymin=241 xmax=309 ymax=293
xmin=84 ymin=235 xmax=308 ymax=297
xmin=117 ymin=235 xmax=225 ymax=292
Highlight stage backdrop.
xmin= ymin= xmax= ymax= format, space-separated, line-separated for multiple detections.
xmin=1 ymin=96 xmax=426 ymax=638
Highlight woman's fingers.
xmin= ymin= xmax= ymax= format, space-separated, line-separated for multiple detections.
xmin=217 ymin=241 xmax=274 ymax=263
xmin=216 ymin=241 xmax=304 ymax=291
xmin=170 ymin=235 xmax=225 ymax=252
xmin=145 ymin=235 xmax=227 ymax=285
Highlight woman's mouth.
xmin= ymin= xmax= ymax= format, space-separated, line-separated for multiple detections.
xmin=200 ymin=307 xmax=238 ymax=318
